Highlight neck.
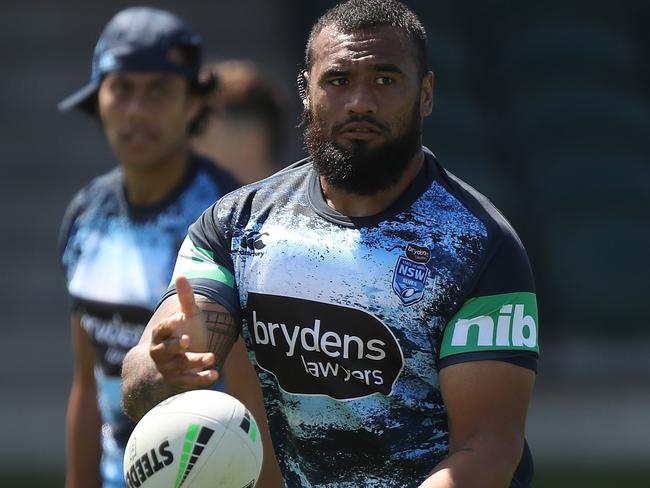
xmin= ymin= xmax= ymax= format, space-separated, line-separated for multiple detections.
xmin=320 ymin=149 xmax=424 ymax=217
xmin=122 ymin=146 xmax=191 ymax=207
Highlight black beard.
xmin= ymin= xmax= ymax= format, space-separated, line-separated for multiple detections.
xmin=302 ymin=103 xmax=422 ymax=196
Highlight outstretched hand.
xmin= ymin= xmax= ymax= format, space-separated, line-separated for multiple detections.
xmin=149 ymin=276 xmax=218 ymax=389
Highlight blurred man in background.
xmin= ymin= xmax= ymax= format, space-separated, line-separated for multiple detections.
xmin=57 ymin=7 xmax=238 ymax=487
xmin=191 ymin=60 xmax=289 ymax=184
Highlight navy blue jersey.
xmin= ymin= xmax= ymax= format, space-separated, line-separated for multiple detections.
xmin=59 ymin=154 xmax=237 ymax=487
xmin=166 ymin=149 xmax=538 ymax=487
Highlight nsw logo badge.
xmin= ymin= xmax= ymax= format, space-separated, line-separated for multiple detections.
xmin=392 ymin=243 xmax=431 ymax=306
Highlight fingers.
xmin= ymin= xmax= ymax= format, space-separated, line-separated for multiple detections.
xmin=150 ymin=338 xmax=218 ymax=388
xmin=161 ymin=366 xmax=219 ymax=389
xmin=148 ymin=279 xmax=213 ymax=389
xmin=150 ymin=331 xmax=215 ymax=369
xmin=176 ymin=276 xmax=200 ymax=318
xmin=151 ymin=316 xmax=184 ymax=345
xmin=155 ymin=350 xmax=215 ymax=376
xmin=168 ymin=368 xmax=220 ymax=389
xmin=150 ymin=333 xmax=190 ymax=359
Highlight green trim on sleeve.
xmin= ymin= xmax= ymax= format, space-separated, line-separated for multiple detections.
xmin=169 ymin=236 xmax=235 ymax=288
xmin=440 ymin=292 xmax=539 ymax=358
xmin=195 ymin=245 xmax=214 ymax=260
xmin=181 ymin=267 xmax=235 ymax=287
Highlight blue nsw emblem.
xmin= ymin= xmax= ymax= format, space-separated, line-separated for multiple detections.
xmin=392 ymin=256 xmax=429 ymax=305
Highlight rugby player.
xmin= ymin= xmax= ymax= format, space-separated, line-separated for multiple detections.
xmin=122 ymin=1 xmax=539 ymax=486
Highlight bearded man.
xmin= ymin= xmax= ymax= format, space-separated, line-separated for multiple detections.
xmin=122 ymin=1 xmax=539 ymax=487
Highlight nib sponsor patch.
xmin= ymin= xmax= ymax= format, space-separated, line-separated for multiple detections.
xmin=440 ymin=292 xmax=539 ymax=357
xmin=246 ymin=292 xmax=404 ymax=400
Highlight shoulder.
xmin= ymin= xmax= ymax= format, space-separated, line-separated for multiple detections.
xmin=427 ymin=149 xmax=524 ymax=254
xmin=58 ymin=167 xmax=122 ymax=255
xmin=426 ymin=149 xmax=534 ymax=296
xmin=61 ymin=168 xmax=122 ymax=224
xmin=213 ymin=157 xmax=312 ymax=212
xmin=191 ymin=157 xmax=312 ymax=237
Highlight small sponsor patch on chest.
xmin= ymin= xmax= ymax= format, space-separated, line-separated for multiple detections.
xmin=392 ymin=243 xmax=431 ymax=306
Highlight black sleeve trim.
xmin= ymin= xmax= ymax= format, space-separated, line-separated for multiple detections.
xmin=438 ymin=350 xmax=538 ymax=373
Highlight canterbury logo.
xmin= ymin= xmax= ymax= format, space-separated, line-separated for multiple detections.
xmin=240 ymin=231 xmax=268 ymax=250
xmin=451 ymin=304 xmax=537 ymax=348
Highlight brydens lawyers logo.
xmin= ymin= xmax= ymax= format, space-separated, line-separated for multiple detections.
xmin=392 ymin=243 xmax=431 ymax=306
xmin=246 ymin=292 xmax=404 ymax=400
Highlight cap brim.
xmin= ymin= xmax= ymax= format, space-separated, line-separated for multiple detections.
xmin=58 ymin=81 xmax=100 ymax=112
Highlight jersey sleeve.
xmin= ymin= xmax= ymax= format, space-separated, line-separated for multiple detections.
xmin=58 ymin=186 xmax=88 ymax=268
xmin=159 ymin=203 xmax=242 ymax=328
xmin=58 ymin=186 xmax=92 ymax=313
xmin=438 ymin=228 xmax=540 ymax=371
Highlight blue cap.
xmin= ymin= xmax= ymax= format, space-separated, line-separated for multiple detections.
xmin=58 ymin=6 xmax=204 ymax=112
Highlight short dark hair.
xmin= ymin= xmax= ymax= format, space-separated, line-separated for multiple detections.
xmin=305 ymin=0 xmax=428 ymax=77
xmin=187 ymin=72 xmax=216 ymax=137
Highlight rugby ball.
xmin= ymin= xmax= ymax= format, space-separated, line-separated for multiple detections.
xmin=124 ymin=390 xmax=263 ymax=488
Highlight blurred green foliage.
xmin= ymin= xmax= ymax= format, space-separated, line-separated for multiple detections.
xmin=534 ymin=463 xmax=649 ymax=488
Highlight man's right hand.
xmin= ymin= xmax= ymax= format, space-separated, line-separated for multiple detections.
xmin=148 ymin=276 xmax=219 ymax=389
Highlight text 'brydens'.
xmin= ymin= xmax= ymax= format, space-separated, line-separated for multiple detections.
xmin=246 ymin=293 xmax=404 ymax=400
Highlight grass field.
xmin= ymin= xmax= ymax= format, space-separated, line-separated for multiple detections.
xmin=3 ymin=463 xmax=649 ymax=487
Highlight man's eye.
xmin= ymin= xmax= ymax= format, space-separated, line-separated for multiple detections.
xmin=112 ymin=82 xmax=131 ymax=96
xmin=330 ymin=78 xmax=349 ymax=86
xmin=376 ymin=77 xmax=394 ymax=85
xmin=149 ymin=85 xmax=167 ymax=98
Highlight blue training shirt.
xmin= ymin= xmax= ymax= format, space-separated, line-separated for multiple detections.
xmin=163 ymin=149 xmax=538 ymax=487
xmin=59 ymin=154 xmax=237 ymax=487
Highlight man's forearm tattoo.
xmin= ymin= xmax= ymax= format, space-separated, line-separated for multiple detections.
xmin=202 ymin=309 xmax=238 ymax=370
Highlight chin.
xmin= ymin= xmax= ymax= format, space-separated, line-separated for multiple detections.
xmin=117 ymin=150 xmax=160 ymax=170
xmin=337 ymin=137 xmax=381 ymax=151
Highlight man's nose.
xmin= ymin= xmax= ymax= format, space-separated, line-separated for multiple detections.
xmin=124 ymin=94 xmax=148 ymax=119
xmin=344 ymin=85 xmax=377 ymax=114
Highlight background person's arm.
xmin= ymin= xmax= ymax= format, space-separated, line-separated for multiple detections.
xmin=419 ymin=360 xmax=535 ymax=488
xmin=223 ymin=337 xmax=286 ymax=488
xmin=65 ymin=314 xmax=101 ymax=488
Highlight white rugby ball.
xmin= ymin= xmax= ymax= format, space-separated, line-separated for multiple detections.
xmin=124 ymin=390 xmax=263 ymax=488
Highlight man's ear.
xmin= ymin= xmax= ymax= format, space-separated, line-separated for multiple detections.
xmin=421 ymin=71 xmax=434 ymax=117
xmin=298 ymin=69 xmax=310 ymax=109
xmin=186 ymin=94 xmax=203 ymax=125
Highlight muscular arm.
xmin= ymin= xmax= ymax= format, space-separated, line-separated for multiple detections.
xmin=66 ymin=314 xmax=102 ymax=488
xmin=419 ymin=361 xmax=535 ymax=488
xmin=121 ymin=277 xmax=238 ymax=421
xmin=122 ymin=278 xmax=284 ymax=487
